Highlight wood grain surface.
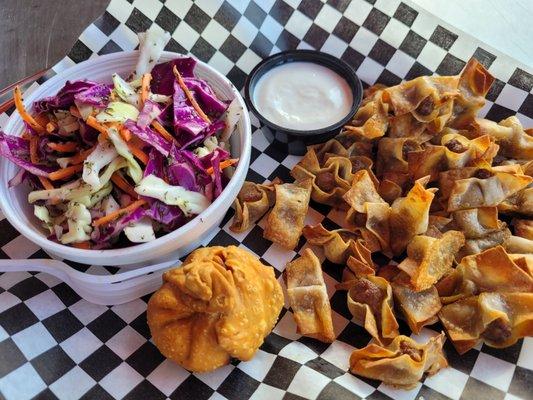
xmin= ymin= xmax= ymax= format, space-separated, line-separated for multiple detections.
xmin=0 ymin=0 xmax=109 ymax=88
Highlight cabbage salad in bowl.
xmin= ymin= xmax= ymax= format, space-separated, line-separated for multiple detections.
xmin=0 ymin=29 xmax=242 ymax=250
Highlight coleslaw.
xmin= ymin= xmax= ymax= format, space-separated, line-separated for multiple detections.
xmin=0 ymin=28 xmax=242 ymax=249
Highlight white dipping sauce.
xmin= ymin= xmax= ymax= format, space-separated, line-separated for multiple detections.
xmin=253 ymin=61 xmax=353 ymax=131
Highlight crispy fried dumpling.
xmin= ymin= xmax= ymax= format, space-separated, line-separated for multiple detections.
xmin=230 ymin=178 xmax=280 ymax=232
xmin=445 ymin=167 xmax=532 ymax=211
xmin=264 ymin=179 xmax=312 ymax=249
xmin=438 ymin=246 xmax=533 ymax=304
xmin=473 ymin=116 xmax=533 ymax=159
xmin=389 ymin=177 xmax=437 ymax=255
xmin=392 ymin=279 xmax=442 ymax=334
xmin=450 ymin=207 xmax=511 ymax=259
xmin=408 ymin=133 xmax=498 ymax=181
xmin=439 ymin=292 xmax=533 ymax=354
xmin=397 ymin=231 xmax=465 ymax=291
xmin=447 ymin=58 xmax=495 ymax=129
xmin=284 ymin=249 xmax=335 ymax=342
xmin=376 ymin=137 xmax=422 ymax=178
xmin=344 ymin=90 xmax=389 ymax=139
xmin=343 ymin=170 xmax=386 ymax=213
xmin=349 ymin=333 xmax=448 ymax=389
xmin=147 ymin=246 xmax=284 ymax=372
xmin=345 ymin=276 xmax=399 ymax=343
xmin=291 ymin=150 xmax=353 ymax=206
xmin=303 ymin=223 xmax=362 ymax=264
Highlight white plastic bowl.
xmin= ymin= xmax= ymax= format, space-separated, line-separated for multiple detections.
xmin=0 ymin=51 xmax=251 ymax=267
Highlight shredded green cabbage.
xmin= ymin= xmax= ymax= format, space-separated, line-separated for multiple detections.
xmin=108 ymin=128 xmax=143 ymax=184
xmin=83 ymin=140 xmax=118 ymax=188
xmin=135 ymin=174 xmax=210 ymax=217
xmin=95 ymin=101 xmax=139 ymax=123
xmin=124 ymin=218 xmax=155 ymax=243
xmin=60 ymin=202 xmax=92 ymax=244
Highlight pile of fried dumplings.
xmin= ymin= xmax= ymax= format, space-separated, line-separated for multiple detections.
xmin=230 ymin=58 xmax=532 ymax=389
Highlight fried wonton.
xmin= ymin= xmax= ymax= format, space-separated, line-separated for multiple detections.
xmin=473 ymin=116 xmax=533 ymax=160
xmin=438 ymin=246 xmax=533 ymax=304
xmin=447 ymin=58 xmax=495 ymax=129
xmin=303 ymin=223 xmax=361 ymax=264
xmin=345 ymin=276 xmax=399 ymax=343
xmin=344 ymin=90 xmax=389 ymax=140
xmin=147 ymin=246 xmax=283 ymax=372
xmin=445 ymin=166 xmax=532 ymax=211
xmin=230 ymin=178 xmax=280 ymax=232
xmin=349 ymin=333 xmax=448 ymax=389
xmin=439 ymin=292 xmax=533 ymax=354
xmin=346 ymin=239 xmax=377 ymax=276
xmin=397 ymin=231 xmax=465 ymax=291
xmin=284 ymin=249 xmax=335 ymax=342
xmin=392 ymin=279 xmax=442 ymax=334
xmin=449 ymin=207 xmax=510 ymax=259
xmin=264 ymin=179 xmax=312 ymax=249
xmin=408 ymin=133 xmax=498 ymax=181
xmin=343 ymin=170 xmax=386 ymax=213
xmin=291 ymin=151 xmax=353 ymax=207
xmin=376 ymin=137 xmax=423 ymax=178
xmin=389 ymin=177 xmax=437 ymax=255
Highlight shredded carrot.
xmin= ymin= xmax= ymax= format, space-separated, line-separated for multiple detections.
xmin=111 ymin=172 xmax=139 ymax=199
xmin=21 ymin=131 xmax=31 ymax=140
xmin=151 ymin=120 xmax=176 ymax=143
xmin=72 ymin=241 xmax=91 ymax=249
xmin=46 ymin=122 xmax=57 ymax=133
xmin=92 ymin=199 xmax=147 ymax=227
xmin=128 ymin=141 xmax=148 ymax=165
xmin=86 ymin=116 xmax=108 ymax=136
xmin=140 ymin=73 xmax=152 ymax=109
xmin=29 ymin=136 xmax=40 ymax=164
xmin=66 ymin=146 xmax=95 ymax=166
xmin=206 ymin=158 xmax=239 ymax=175
xmin=172 ymin=66 xmax=211 ymax=124
xmin=69 ymin=105 xmax=82 ymax=119
xmin=14 ymin=86 xmax=46 ymax=134
xmin=119 ymin=126 xmax=132 ymax=142
xmin=48 ymin=164 xmax=83 ymax=181
xmin=38 ymin=176 xmax=54 ymax=190
xmin=47 ymin=142 xmax=78 ymax=152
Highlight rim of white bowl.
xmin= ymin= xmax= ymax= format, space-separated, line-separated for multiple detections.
xmin=0 ymin=51 xmax=251 ymax=264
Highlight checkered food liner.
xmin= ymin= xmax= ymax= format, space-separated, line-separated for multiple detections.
xmin=0 ymin=1 xmax=532 ymax=400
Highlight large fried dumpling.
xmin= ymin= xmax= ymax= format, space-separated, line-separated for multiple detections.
xmin=147 ymin=246 xmax=284 ymax=372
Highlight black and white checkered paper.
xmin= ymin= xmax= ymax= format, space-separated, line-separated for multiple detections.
xmin=1 ymin=1 xmax=532 ymax=399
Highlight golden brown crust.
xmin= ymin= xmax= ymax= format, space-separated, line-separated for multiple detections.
xmin=147 ymin=246 xmax=283 ymax=372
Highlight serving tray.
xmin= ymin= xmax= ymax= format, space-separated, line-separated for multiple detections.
xmin=0 ymin=0 xmax=531 ymax=399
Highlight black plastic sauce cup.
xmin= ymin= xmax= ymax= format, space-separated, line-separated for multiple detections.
xmin=244 ymin=50 xmax=363 ymax=155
